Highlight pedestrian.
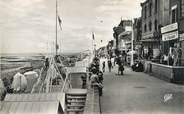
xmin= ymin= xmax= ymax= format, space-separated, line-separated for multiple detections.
xmin=90 ymin=67 xmax=99 ymax=87
xmin=118 ymin=63 xmax=124 ymax=75
xmin=108 ymin=59 xmax=112 ymax=72
xmin=45 ymin=58 xmax=49 ymax=69
xmin=111 ymin=57 xmax=115 ymax=68
xmin=173 ymin=47 xmax=178 ymax=66
xmin=98 ymin=71 xmax=103 ymax=84
xmin=97 ymin=71 xmax=103 ymax=96
xmin=162 ymin=54 xmax=168 ymax=65
xmin=102 ymin=61 xmax=105 ymax=72
xmin=81 ymin=75 xmax=86 ymax=89
xmin=177 ymin=46 xmax=182 ymax=66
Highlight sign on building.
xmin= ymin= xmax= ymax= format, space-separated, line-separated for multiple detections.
xmin=162 ymin=31 xmax=178 ymax=41
xmin=161 ymin=23 xmax=178 ymax=41
xmin=161 ymin=23 xmax=178 ymax=34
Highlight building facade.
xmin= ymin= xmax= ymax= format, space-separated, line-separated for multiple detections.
xmin=113 ymin=20 xmax=132 ymax=56
xmin=133 ymin=18 xmax=142 ymax=59
xmin=141 ymin=0 xmax=170 ymax=59
xmin=161 ymin=0 xmax=184 ymax=65
xmin=118 ymin=20 xmax=132 ymax=54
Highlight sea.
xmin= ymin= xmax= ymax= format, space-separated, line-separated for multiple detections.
xmin=0 ymin=52 xmax=79 ymax=71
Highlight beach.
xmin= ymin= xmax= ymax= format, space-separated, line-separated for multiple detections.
xmin=0 ymin=53 xmax=45 ymax=80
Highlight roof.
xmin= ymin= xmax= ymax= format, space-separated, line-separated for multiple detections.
xmin=4 ymin=92 xmax=65 ymax=110
xmin=0 ymin=101 xmax=63 ymax=114
xmin=67 ymin=67 xmax=87 ymax=74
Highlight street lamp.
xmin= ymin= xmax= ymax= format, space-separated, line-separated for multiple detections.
xmin=131 ymin=19 xmax=134 ymax=66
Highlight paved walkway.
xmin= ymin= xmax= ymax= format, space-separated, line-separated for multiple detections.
xmin=100 ymin=66 xmax=184 ymax=114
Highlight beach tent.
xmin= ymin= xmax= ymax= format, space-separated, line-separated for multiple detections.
xmin=11 ymin=72 xmax=28 ymax=92
xmin=24 ymin=71 xmax=39 ymax=92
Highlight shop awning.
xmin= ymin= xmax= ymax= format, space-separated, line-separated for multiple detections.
xmin=0 ymin=101 xmax=63 ymax=114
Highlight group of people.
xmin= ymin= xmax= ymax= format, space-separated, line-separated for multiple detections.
xmin=131 ymin=61 xmax=144 ymax=72
xmin=102 ymin=56 xmax=125 ymax=75
xmin=89 ymin=57 xmax=104 ymax=96
xmin=161 ymin=45 xmax=182 ymax=66
xmin=102 ymin=59 xmax=113 ymax=73
xmin=115 ymin=56 xmax=125 ymax=75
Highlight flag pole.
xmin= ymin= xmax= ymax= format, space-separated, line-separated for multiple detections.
xmin=55 ymin=0 xmax=58 ymax=55
xmin=92 ymin=32 xmax=94 ymax=55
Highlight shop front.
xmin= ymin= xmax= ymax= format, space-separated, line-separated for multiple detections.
xmin=140 ymin=39 xmax=160 ymax=60
xmin=144 ymin=23 xmax=184 ymax=83
xmin=161 ymin=23 xmax=179 ymax=55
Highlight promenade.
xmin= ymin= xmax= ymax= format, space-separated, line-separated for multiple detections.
xmin=100 ymin=66 xmax=184 ymax=114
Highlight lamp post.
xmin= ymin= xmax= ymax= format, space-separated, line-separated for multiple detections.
xmin=131 ymin=19 xmax=134 ymax=66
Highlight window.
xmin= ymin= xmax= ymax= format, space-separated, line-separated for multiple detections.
xmin=144 ymin=24 xmax=147 ymax=32
xmin=154 ymin=20 xmax=157 ymax=31
xmin=149 ymin=3 xmax=152 ymax=16
xmin=149 ymin=21 xmax=152 ymax=31
xmin=145 ymin=6 xmax=147 ymax=19
xmin=155 ymin=0 xmax=158 ymax=13
xmin=171 ymin=5 xmax=178 ymax=23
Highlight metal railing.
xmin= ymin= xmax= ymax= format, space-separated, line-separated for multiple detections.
xmin=61 ymin=73 xmax=72 ymax=93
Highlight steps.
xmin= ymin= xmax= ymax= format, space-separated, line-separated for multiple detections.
xmin=66 ymin=89 xmax=87 ymax=113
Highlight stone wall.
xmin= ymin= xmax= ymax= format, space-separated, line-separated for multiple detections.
xmin=84 ymin=86 xmax=101 ymax=114
xmin=150 ymin=62 xmax=184 ymax=83
xmin=151 ymin=63 xmax=173 ymax=82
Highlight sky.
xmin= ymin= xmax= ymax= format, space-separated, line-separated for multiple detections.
xmin=0 ymin=0 xmax=145 ymax=54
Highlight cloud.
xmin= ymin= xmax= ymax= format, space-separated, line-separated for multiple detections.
xmin=0 ymin=0 xmax=144 ymax=54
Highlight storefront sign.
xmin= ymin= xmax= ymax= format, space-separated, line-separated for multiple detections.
xmin=161 ymin=23 xmax=178 ymax=34
xmin=162 ymin=31 xmax=178 ymax=41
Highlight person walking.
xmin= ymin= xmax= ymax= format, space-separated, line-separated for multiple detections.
xmin=119 ymin=63 xmax=124 ymax=75
xmin=117 ymin=56 xmax=122 ymax=75
xmin=111 ymin=57 xmax=115 ymax=68
xmin=108 ymin=59 xmax=112 ymax=72
xmin=102 ymin=61 xmax=105 ymax=72
xmin=97 ymin=71 xmax=103 ymax=96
